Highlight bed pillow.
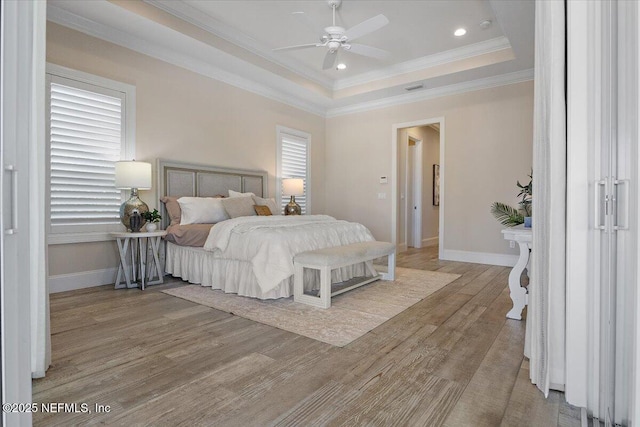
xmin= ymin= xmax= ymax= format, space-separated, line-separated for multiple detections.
xmin=252 ymin=195 xmax=280 ymax=215
xmin=221 ymin=196 xmax=257 ymax=218
xmin=254 ymin=205 xmax=272 ymax=216
xmin=159 ymin=196 xmax=182 ymax=226
xmin=177 ymin=197 xmax=229 ymax=225
xmin=228 ymin=189 xmax=255 ymax=198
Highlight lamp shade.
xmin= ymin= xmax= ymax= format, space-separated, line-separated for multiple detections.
xmin=282 ymin=178 xmax=304 ymax=196
xmin=115 ymin=161 xmax=152 ymax=189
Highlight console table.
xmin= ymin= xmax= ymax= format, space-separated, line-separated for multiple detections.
xmin=111 ymin=230 xmax=167 ymax=290
xmin=502 ymin=225 xmax=532 ymax=320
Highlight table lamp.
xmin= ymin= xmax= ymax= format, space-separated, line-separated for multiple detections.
xmin=282 ymin=178 xmax=304 ymax=215
xmin=115 ymin=160 xmax=152 ymax=231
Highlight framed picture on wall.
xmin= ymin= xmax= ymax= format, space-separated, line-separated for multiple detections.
xmin=433 ymin=164 xmax=440 ymax=206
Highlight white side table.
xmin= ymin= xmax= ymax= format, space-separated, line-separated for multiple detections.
xmin=111 ymin=230 xmax=167 ymax=290
xmin=502 ymin=225 xmax=532 ymax=320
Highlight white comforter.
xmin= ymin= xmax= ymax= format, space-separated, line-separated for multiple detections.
xmin=203 ymin=215 xmax=375 ymax=292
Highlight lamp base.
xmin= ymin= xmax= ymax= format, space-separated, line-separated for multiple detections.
xmin=284 ymin=196 xmax=301 ymax=215
xmin=120 ymin=188 xmax=149 ymax=231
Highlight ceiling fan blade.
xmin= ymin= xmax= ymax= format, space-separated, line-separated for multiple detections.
xmin=343 ymin=14 xmax=389 ymax=42
xmin=347 ymin=43 xmax=391 ymax=60
xmin=273 ymin=43 xmax=321 ymax=52
xmin=322 ymin=50 xmax=338 ymax=70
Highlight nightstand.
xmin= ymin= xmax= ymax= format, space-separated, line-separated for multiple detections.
xmin=111 ymin=230 xmax=167 ymax=290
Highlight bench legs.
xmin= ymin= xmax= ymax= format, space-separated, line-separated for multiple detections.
xmin=381 ymin=252 xmax=396 ymax=281
xmin=293 ymin=264 xmax=331 ymax=309
xmin=293 ymin=253 xmax=396 ymax=309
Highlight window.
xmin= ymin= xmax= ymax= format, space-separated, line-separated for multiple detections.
xmin=276 ymin=126 xmax=311 ymax=214
xmin=46 ymin=64 xmax=135 ymax=244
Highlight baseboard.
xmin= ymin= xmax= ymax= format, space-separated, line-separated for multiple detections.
xmin=49 ymin=267 xmax=118 ymax=293
xmin=441 ymin=249 xmax=518 ymax=267
xmin=421 ymin=237 xmax=439 ymax=247
xmin=397 ymin=243 xmax=408 ymax=252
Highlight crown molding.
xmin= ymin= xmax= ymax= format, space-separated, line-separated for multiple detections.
xmin=326 ymin=68 xmax=534 ymax=118
xmin=332 ymin=36 xmax=512 ymax=91
xmin=144 ymin=0 xmax=334 ymax=90
xmin=47 ymin=4 xmax=328 ymax=117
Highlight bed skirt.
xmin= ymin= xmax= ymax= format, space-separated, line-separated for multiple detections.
xmin=165 ymin=242 xmax=368 ymax=299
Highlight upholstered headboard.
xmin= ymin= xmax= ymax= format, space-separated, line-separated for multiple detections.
xmin=157 ymin=159 xmax=268 ymax=229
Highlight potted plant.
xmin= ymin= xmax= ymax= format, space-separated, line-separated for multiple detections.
xmin=491 ymin=172 xmax=532 ymax=227
xmin=142 ymin=209 xmax=162 ymax=232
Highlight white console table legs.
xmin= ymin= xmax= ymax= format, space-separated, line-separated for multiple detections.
xmin=506 ymin=241 xmax=530 ymax=320
xmin=502 ymin=225 xmax=533 ymax=321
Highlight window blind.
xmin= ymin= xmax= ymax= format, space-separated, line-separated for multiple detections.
xmin=49 ymin=82 xmax=123 ymax=226
xmin=280 ymin=134 xmax=309 ymax=214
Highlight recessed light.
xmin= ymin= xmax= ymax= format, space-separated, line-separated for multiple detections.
xmin=480 ymin=20 xmax=492 ymax=29
xmin=336 ymin=63 xmax=347 ymax=70
xmin=454 ymin=28 xmax=467 ymax=37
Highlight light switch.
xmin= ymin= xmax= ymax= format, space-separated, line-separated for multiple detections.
xmin=378 ymin=193 xmax=387 ymax=199
xmin=380 ymin=176 xmax=388 ymax=184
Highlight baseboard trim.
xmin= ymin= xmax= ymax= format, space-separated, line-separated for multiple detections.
xmin=49 ymin=267 xmax=118 ymax=293
xmin=397 ymin=243 xmax=408 ymax=252
xmin=441 ymin=249 xmax=518 ymax=267
xmin=422 ymin=237 xmax=439 ymax=247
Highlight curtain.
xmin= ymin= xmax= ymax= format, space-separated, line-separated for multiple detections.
xmin=526 ymin=0 xmax=567 ymax=396
xmin=30 ymin=0 xmax=50 ymax=378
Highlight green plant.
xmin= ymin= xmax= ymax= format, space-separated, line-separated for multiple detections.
xmin=142 ymin=208 xmax=162 ymax=223
xmin=491 ymin=172 xmax=532 ymax=226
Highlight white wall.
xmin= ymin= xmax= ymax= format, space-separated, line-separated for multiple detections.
xmin=46 ymin=22 xmax=534 ymax=284
xmin=325 ymin=81 xmax=533 ymax=263
xmin=46 ymin=23 xmax=326 ymax=281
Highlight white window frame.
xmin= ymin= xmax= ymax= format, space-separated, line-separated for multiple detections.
xmin=276 ymin=125 xmax=311 ymax=214
xmin=46 ymin=64 xmax=136 ymax=244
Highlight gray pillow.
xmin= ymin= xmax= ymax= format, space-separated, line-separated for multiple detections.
xmin=221 ymin=196 xmax=257 ymax=218
xmin=252 ymin=195 xmax=280 ymax=215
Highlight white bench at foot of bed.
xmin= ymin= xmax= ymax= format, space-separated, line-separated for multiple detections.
xmin=293 ymin=241 xmax=396 ymax=309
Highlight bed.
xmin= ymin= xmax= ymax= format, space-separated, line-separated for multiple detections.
xmin=158 ymin=160 xmax=376 ymax=299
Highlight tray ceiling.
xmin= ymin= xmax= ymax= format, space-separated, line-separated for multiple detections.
xmin=47 ymin=0 xmax=535 ymax=116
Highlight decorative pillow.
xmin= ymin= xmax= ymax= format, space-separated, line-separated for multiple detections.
xmin=254 ymin=205 xmax=272 ymax=216
xmin=177 ymin=197 xmax=229 ymax=225
xmin=228 ymin=189 xmax=255 ymax=198
xmin=221 ymin=196 xmax=257 ymax=218
xmin=159 ymin=196 xmax=182 ymax=226
xmin=252 ymin=195 xmax=280 ymax=215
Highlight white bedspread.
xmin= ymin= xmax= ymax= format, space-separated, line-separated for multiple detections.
xmin=203 ymin=215 xmax=375 ymax=292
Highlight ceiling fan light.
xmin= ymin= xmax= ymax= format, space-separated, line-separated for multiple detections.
xmin=336 ymin=63 xmax=347 ymax=70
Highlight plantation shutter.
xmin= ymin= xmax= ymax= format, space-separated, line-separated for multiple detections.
xmin=48 ymin=77 xmax=124 ymax=227
xmin=280 ymin=133 xmax=309 ymax=214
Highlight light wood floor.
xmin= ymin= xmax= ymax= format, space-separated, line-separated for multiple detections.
xmin=34 ymin=246 xmax=580 ymax=426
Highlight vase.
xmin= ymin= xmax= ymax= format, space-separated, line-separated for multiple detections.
xmin=145 ymin=222 xmax=158 ymax=232
xmin=129 ymin=210 xmax=143 ymax=232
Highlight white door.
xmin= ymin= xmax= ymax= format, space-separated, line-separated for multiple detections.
xmin=566 ymin=1 xmax=639 ymax=423
xmin=1 ymin=1 xmax=42 ymax=424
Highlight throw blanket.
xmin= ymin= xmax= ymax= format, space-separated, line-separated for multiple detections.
xmin=203 ymin=215 xmax=375 ymax=292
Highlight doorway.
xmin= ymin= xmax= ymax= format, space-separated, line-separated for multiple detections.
xmin=392 ymin=119 xmax=443 ymax=256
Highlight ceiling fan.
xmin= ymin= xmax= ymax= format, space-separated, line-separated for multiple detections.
xmin=273 ymin=0 xmax=391 ymax=70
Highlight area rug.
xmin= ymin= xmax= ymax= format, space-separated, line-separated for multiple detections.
xmin=162 ymin=267 xmax=460 ymax=347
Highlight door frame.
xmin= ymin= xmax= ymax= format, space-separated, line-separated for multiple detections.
xmin=391 ymin=117 xmax=444 ymax=258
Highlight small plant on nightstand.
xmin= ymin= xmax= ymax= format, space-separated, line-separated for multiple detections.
xmin=142 ymin=209 xmax=162 ymax=232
